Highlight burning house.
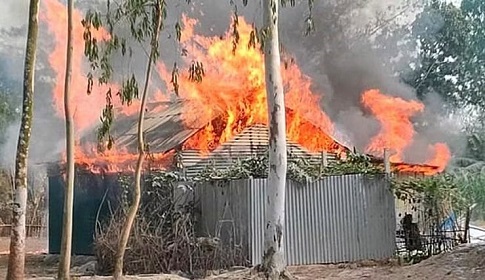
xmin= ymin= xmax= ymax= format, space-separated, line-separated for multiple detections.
xmin=47 ymin=97 xmax=443 ymax=255
xmin=42 ymin=0 xmax=453 ymax=258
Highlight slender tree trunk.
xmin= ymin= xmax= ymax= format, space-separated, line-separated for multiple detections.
xmin=261 ymin=0 xmax=288 ymax=279
xmin=58 ymin=0 xmax=75 ymax=278
xmin=7 ymin=0 xmax=40 ymax=279
xmin=112 ymin=2 xmax=163 ymax=278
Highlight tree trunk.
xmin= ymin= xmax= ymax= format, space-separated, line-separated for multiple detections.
xmin=58 ymin=0 xmax=75 ymax=278
xmin=261 ymin=0 xmax=288 ymax=279
xmin=7 ymin=0 xmax=40 ymax=279
xmin=112 ymin=2 xmax=163 ymax=278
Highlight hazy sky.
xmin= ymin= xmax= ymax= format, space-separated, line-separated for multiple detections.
xmin=0 ymin=0 xmax=28 ymax=29
xmin=0 ymin=0 xmax=465 ymax=30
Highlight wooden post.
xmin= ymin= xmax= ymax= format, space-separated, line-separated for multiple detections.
xmin=321 ymin=151 xmax=328 ymax=167
xmin=384 ymin=148 xmax=391 ymax=176
xmin=320 ymin=151 xmax=328 ymax=175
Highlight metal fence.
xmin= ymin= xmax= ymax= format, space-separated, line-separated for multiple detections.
xmin=192 ymin=174 xmax=396 ymax=266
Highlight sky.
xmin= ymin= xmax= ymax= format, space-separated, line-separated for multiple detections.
xmin=0 ymin=0 xmax=28 ymax=29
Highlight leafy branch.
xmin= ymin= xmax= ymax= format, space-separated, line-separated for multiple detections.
xmin=195 ymin=151 xmax=385 ymax=182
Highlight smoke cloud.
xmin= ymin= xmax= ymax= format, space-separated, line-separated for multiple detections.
xmin=0 ymin=0 xmax=465 ymax=170
xmin=0 ymin=0 xmax=65 ymax=169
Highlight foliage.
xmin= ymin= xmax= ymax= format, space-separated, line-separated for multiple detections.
xmin=82 ymin=0 xmax=168 ymax=149
xmin=82 ymin=0 xmax=201 ymax=150
xmin=94 ymin=171 xmax=247 ymax=276
xmin=447 ymin=167 xmax=485 ymax=221
xmin=194 ymin=150 xmax=469 ymax=217
xmin=0 ymin=71 xmax=21 ymax=224
xmin=404 ymin=0 xmax=485 ymax=111
xmin=0 ymin=58 xmax=21 ymax=143
xmin=391 ymin=174 xmax=468 ymax=215
xmin=196 ymin=151 xmax=384 ymax=182
xmin=0 ymin=170 xmax=46 ymax=237
xmin=392 ymin=174 xmax=470 ymax=263
xmin=0 ymin=171 xmax=12 ymax=225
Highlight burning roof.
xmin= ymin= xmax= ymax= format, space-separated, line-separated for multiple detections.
xmin=75 ymin=99 xmax=441 ymax=176
xmin=42 ymin=0 xmax=451 ymax=175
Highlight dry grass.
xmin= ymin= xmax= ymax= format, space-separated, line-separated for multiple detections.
xmin=94 ymin=212 xmax=248 ymax=277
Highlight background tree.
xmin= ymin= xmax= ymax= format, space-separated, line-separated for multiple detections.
xmin=57 ymin=0 xmax=75 ymax=278
xmin=399 ymin=0 xmax=485 ymax=221
xmin=0 ymin=61 xmax=21 ymax=225
xmin=7 ymin=0 xmax=40 ymax=279
xmin=404 ymin=0 xmax=485 ymax=112
xmin=0 ymin=61 xmax=21 ymax=140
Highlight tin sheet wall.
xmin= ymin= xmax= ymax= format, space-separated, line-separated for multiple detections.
xmin=195 ymin=174 xmax=396 ymax=266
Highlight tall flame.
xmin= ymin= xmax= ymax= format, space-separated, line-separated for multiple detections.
xmin=362 ymin=89 xmax=424 ymax=162
xmin=42 ymin=0 xmax=116 ymax=135
xmin=157 ymin=15 xmax=336 ymax=153
xmin=362 ymin=89 xmax=450 ymax=172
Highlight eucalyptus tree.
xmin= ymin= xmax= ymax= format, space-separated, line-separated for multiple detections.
xmin=239 ymin=0 xmax=308 ymax=278
xmin=7 ymin=0 xmax=40 ymax=279
xmin=259 ymin=1 xmax=288 ymax=279
xmin=82 ymin=0 xmax=176 ymax=277
xmin=58 ymin=0 xmax=76 ymax=279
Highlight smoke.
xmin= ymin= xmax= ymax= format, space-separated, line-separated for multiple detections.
xmin=0 ymin=0 xmax=466 ymax=170
xmin=235 ymin=0 xmax=461 ymax=162
xmin=273 ymin=0 xmax=463 ymax=162
xmin=0 ymin=0 xmax=66 ymax=169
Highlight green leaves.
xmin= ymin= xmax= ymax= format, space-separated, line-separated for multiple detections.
xmin=97 ymin=89 xmax=114 ymax=151
xmin=280 ymin=0 xmax=295 ymax=8
xmin=170 ymin=62 xmax=179 ymax=96
xmin=188 ymin=61 xmax=205 ymax=83
xmin=119 ymin=75 xmax=139 ymax=106
xmin=82 ymin=0 xmax=171 ymax=151
xmin=175 ymin=22 xmax=182 ymax=42
xmin=407 ymin=0 xmax=485 ymax=110
xmin=248 ymin=24 xmax=259 ymax=49
xmin=195 ymin=150 xmax=384 ymax=182
xmin=391 ymin=174 xmax=468 ymax=216
xmin=304 ymin=0 xmax=315 ymax=36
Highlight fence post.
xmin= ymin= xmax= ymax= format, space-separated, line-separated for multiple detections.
xmin=384 ymin=148 xmax=391 ymax=176
xmin=320 ymin=151 xmax=328 ymax=175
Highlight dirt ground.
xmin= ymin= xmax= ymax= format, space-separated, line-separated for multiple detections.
xmin=0 ymin=237 xmax=484 ymax=279
xmin=208 ymin=243 xmax=485 ymax=280
xmin=0 ymin=237 xmax=49 ymax=278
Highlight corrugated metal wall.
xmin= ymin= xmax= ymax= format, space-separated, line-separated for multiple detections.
xmin=195 ymin=174 xmax=396 ymax=266
xmin=194 ymin=180 xmax=251 ymax=258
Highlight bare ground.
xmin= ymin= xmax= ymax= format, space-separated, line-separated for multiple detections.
xmin=0 ymin=237 xmax=484 ymax=280
xmin=208 ymin=243 xmax=485 ymax=280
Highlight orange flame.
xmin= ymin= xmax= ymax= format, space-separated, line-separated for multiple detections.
xmin=71 ymin=144 xmax=174 ymax=174
xmin=42 ymin=0 xmax=450 ymax=174
xmin=42 ymin=0 xmax=118 ymax=135
xmin=362 ymin=89 xmax=450 ymax=172
xmin=158 ymin=15 xmax=335 ymax=153
xmin=425 ymin=143 xmax=451 ymax=172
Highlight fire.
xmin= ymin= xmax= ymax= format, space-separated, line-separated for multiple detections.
xmin=362 ymin=89 xmax=450 ymax=172
xmin=41 ymin=0 xmax=118 ymax=135
xmin=426 ymin=143 xmax=451 ymax=172
xmin=158 ymin=15 xmax=335 ymax=153
xmin=71 ymin=144 xmax=174 ymax=174
xmin=362 ymin=89 xmax=425 ymax=162
xmin=42 ymin=0 xmax=451 ymax=174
